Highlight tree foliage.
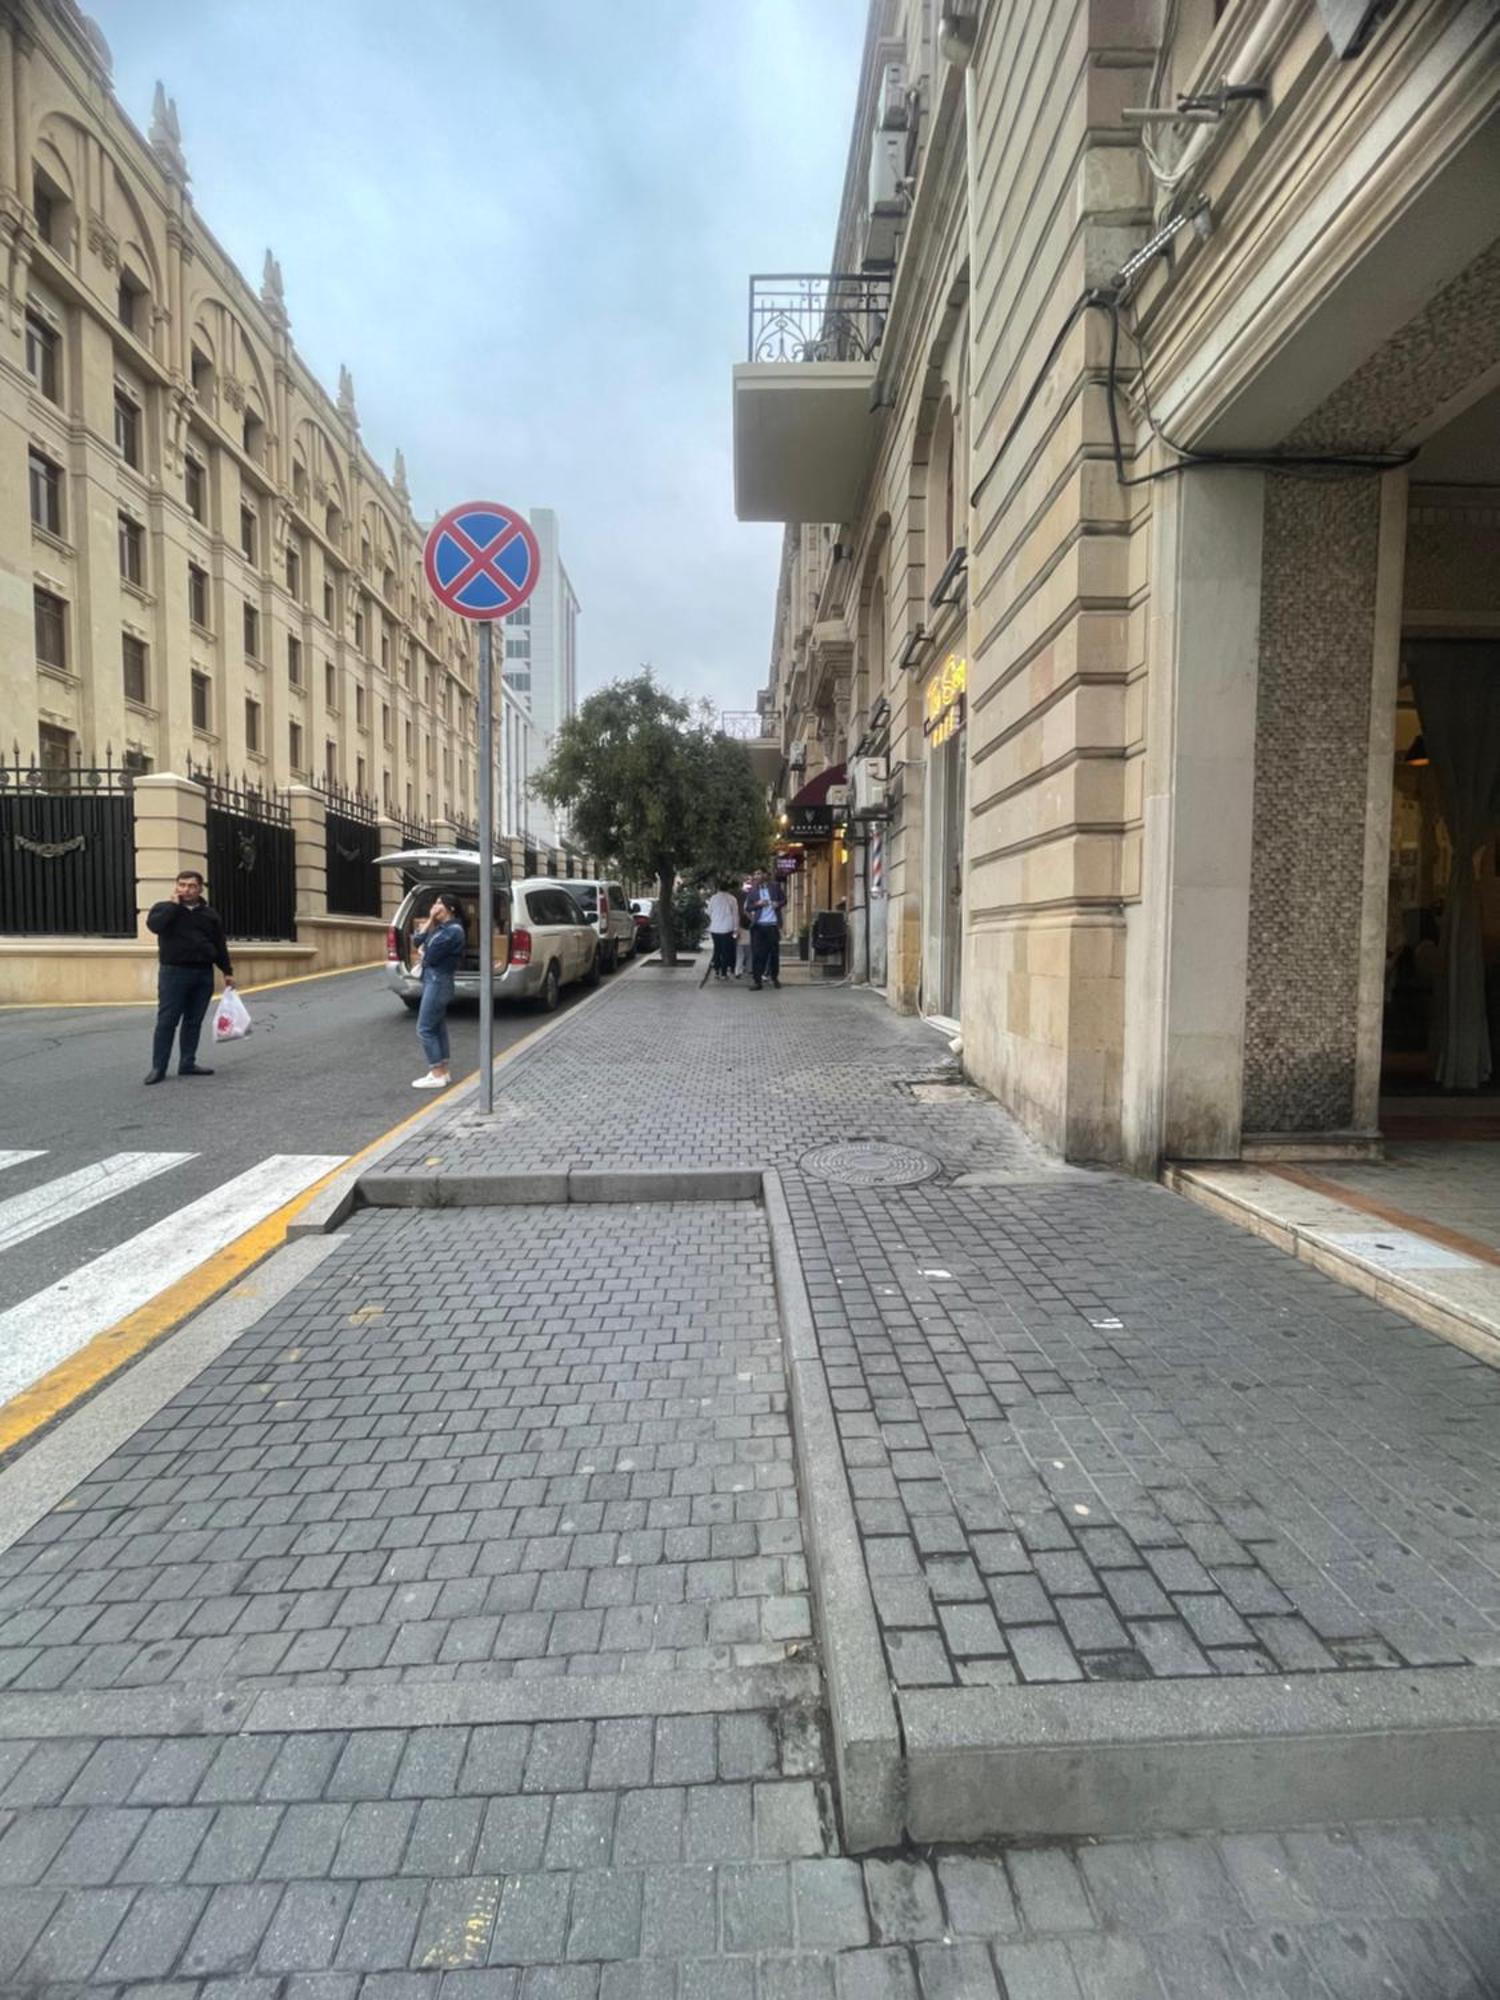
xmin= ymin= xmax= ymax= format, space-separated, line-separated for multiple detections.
xmin=533 ymin=670 xmax=773 ymax=962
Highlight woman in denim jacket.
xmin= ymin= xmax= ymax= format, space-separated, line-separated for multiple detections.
xmin=411 ymin=895 xmax=465 ymax=1089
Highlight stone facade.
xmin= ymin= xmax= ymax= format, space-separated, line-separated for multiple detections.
xmin=741 ymin=0 xmax=1500 ymax=1167
xmin=1 ymin=0 xmax=480 ymax=822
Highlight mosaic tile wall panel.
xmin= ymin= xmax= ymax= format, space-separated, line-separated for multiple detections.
xmin=1242 ymin=474 xmax=1381 ymax=1133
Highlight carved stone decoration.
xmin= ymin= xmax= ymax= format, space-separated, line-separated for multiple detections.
xmin=273 ymin=497 xmax=293 ymax=555
xmin=337 ymin=364 xmax=359 ymax=432
xmin=260 ymin=248 xmax=288 ymax=330
xmin=165 ymin=385 xmax=193 ymax=471
xmin=393 ymin=448 xmax=411 ymax=509
xmin=313 ymin=478 xmax=330 ymax=507
xmin=87 ymin=212 xmax=120 ymax=269
xmin=150 ymin=82 xmax=189 ymax=186
xmin=220 ymin=373 xmax=246 ymax=413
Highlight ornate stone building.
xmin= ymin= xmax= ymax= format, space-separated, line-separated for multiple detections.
xmin=1 ymin=0 xmax=480 ymax=823
xmin=735 ymin=0 xmax=1500 ymax=1167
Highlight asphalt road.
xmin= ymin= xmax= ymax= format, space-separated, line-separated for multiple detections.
xmin=0 ymin=959 xmax=607 ymax=1320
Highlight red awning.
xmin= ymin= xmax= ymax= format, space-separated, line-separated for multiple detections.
xmin=787 ymin=762 xmax=847 ymax=809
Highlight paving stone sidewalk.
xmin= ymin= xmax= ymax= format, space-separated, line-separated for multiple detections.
xmin=382 ymin=978 xmax=1500 ymax=1692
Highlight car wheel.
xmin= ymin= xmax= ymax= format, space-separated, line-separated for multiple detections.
xmin=585 ymin=949 xmax=602 ymax=989
xmin=536 ymin=962 xmax=561 ymax=1012
xmin=602 ymin=943 xmax=617 ymax=974
xmin=400 ymin=996 xmax=420 ymax=1012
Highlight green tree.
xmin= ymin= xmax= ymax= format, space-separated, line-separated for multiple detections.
xmin=533 ymin=670 xmax=773 ymax=963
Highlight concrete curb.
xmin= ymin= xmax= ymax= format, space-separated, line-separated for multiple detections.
xmin=0 ymin=1661 xmax=821 ymax=1742
xmin=357 ymin=1166 xmax=763 ymax=1208
xmin=762 ymin=1168 xmax=904 ymax=1852
xmin=287 ymin=963 xmax=639 ymax=1239
xmin=899 ymin=1666 xmax=1500 ymax=1839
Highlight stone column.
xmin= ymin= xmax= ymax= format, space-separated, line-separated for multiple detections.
xmin=431 ymin=814 xmax=459 ymax=848
xmin=132 ymin=773 xmax=208 ymax=940
xmin=375 ymin=815 xmax=405 ymax=922
xmin=286 ymin=784 xmax=327 ymax=924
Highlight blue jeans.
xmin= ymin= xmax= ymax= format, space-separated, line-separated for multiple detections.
xmin=152 ymin=964 xmax=215 ymax=1072
xmin=417 ymin=973 xmax=453 ymax=1067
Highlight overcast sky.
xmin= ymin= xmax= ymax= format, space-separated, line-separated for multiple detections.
xmin=91 ymin=0 xmax=867 ymax=716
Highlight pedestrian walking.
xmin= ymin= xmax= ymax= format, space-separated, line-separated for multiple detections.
xmin=744 ymin=868 xmax=785 ymax=990
xmin=411 ymin=894 xmax=465 ymax=1089
xmin=705 ymin=880 xmax=741 ymax=980
xmin=143 ymin=870 xmax=234 ymax=1085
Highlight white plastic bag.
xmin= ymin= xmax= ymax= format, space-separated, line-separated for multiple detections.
xmin=213 ymin=988 xmax=252 ymax=1043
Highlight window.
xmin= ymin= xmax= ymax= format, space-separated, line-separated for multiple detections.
xmin=188 ymin=562 xmax=209 ymax=628
xmin=381 ymin=702 xmax=392 ymax=746
xmin=354 ymin=602 xmax=366 ymax=651
xmin=325 ymin=502 xmax=342 ymax=543
xmin=185 ymin=455 xmax=206 ymax=522
xmin=355 ymin=686 xmax=367 ymax=728
xmin=322 ymin=577 xmax=335 ymax=623
xmin=243 ymin=601 xmax=260 ymax=657
xmin=404 ymin=720 xmax=413 ymax=758
xmin=361 ymin=535 xmax=371 ymax=573
xmin=243 ymin=409 xmax=264 ymax=462
xmin=245 ymin=696 xmax=262 ymax=753
xmin=289 ymin=720 xmax=304 ymax=771
xmin=286 ymin=542 xmax=301 ymax=600
xmin=380 ymin=624 xmax=390 ymax=672
xmin=507 ymin=606 xmax=530 ymax=627
xmin=288 ymin=635 xmax=303 ymax=686
xmin=356 ymin=754 xmax=367 ymax=794
xmin=505 ymin=637 xmax=529 ymax=659
xmin=113 ymin=390 xmax=140 ymax=468
xmin=325 ymin=738 xmax=337 ymax=781
xmin=191 ymin=670 xmax=211 ymax=731
xmin=122 ymin=747 xmax=152 ymax=779
xmin=239 ymin=503 xmax=257 ymax=563
xmin=32 ymin=168 xmax=65 ymax=249
xmin=39 ymin=722 xmax=74 ymax=770
xmin=25 ymin=312 xmax=60 ymax=402
xmin=28 ymin=450 xmax=63 ymax=536
xmin=118 ymin=512 xmax=143 ymax=585
xmin=117 ymin=273 xmax=142 ymax=335
xmin=34 ymin=588 xmax=65 ymax=669
xmin=191 ymin=346 xmax=212 ymax=401
xmin=424 ymin=672 xmax=433 ymax=707
xmin=324 ymin=660 xmax=336 ymax=709
xmin=122 ymin=634 xmax=147 ymax=704
xmin=507 ymin=671 xmax=532 ymax=694
xmin=382 ymin=567 xmax=394 ymax=602
xmin=292 ymin=462 xmax=308 ymax=508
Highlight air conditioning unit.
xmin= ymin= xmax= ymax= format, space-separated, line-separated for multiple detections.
xmin=825 ymin=783 xmax=851 ymax=811
xmin=851 ymin=757 xmax=889 ymax=819
xmin=866 ymin=127 xmax=906 ymax=266
xmin=788 ymin=739 xmax=808 ymax=771
xmin=878 ymin=60 xmax=908 ymax=128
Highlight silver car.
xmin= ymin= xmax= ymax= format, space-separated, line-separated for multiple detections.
xmin=545 ymin=878 xmax=636 ymax=972
xmin=381 ymin=850 xmax=600 ymax=1012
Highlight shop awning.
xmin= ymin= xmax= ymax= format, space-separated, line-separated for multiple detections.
xmin=786 ymin=762 xmax=846 ymax=809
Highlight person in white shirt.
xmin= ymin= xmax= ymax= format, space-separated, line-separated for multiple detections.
xmin=706 ymin=882 xmax=742 ymax=980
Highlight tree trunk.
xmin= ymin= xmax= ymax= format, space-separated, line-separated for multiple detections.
xmin=656 ymin=861 xmax=677 ymax=965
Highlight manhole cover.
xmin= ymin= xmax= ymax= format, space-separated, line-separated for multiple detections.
xmin=800 ymin=1140 xmax=941 ymax=1187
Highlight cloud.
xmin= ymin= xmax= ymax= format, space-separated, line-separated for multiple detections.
xmin=92 ymin=0 xmax=866 ymax=714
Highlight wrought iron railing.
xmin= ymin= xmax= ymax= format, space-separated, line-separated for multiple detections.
xmin=0 ymin=745 xmax=137 ymax=936
xmin=720 ymin=711 xmax=778 ymax=741
xmin=747 ymin=273 xmax=892 ymax=365
xmin=313 ymin=780 xmax=381 ymax=919
xmin=188 ymin=760 xmax=295 ymax=941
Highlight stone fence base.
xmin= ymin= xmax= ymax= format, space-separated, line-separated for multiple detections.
xmin=0 ymin=915 xmax=387 ymax=1005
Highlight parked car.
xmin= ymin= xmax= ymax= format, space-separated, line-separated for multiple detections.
xmin=381 ymin=849 xmax=599 ymax=1012
xmin=630 ymin=897 xmax=658 ymax=954
xmin=546 ymin=878 xmax=636 ymax=971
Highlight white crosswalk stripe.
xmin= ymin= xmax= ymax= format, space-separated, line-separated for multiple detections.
xmin=0 ymin=1152 xmax=47 ymax=1176
xmin=0 ymin=1152 xmax=344 ymax=1404
xmin=0 ymin=1151 xmax=195 ymax=1255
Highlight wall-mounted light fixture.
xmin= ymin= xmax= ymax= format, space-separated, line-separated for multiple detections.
xmin=897 ymin=625 xmax=929 ymax=674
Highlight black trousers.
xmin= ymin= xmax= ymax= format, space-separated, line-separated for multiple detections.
xmin=710 ymin=931 xmax=737 ymax=976
xmin=152 ymin=964 xmax=215 ymax=1072
xmin=750 ymin=925 xmax=780 ymax=985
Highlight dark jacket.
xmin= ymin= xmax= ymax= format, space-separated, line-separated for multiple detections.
xmin=745 ymin=882 xmax=785 ymax=931
xmin=416 ymin=919 xmax=465 ymax=979
xmin=146 ymin=897 xmax=233 ymax=975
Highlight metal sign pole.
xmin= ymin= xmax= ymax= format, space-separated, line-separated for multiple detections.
xmin=477 ymin=616 xmax=495 ymax=1116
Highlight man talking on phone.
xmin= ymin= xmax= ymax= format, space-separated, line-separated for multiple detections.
xmin=143 ymin=870 xmax=234 ymax=1084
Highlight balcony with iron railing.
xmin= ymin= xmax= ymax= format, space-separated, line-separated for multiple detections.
xmin=721 ymin=707 xmax=783 ymax=787
xmin=733 ymin=273 xmax=893 ymax=526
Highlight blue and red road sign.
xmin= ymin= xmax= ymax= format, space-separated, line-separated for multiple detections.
xmin=422 ymin=501 xmax=540 ymax=622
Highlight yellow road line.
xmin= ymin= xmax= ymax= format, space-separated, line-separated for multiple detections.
xmin=0 ymin=959 xmax=387 ymax=1012
xmin=0 ymin=993 xmax=576 ymax=1455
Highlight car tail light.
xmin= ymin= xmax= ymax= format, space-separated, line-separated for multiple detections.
xmin=386 ymin=924 xmax=400 ymax=963
xmin=509 ymin=927 xmax=532 ymax=967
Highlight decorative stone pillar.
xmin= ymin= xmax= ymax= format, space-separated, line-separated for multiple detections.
xmin=132 ymin=773 xmax=208 ymax=939
xmin=375 ymin=815 xmax=406 ymax=922
xmin=431 ymin=814 xmax=459 ymax=848
xmin=286 ymin=784 xmax=327 ymax=924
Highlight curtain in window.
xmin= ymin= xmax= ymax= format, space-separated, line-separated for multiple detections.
xmin=1406 ymin=641 xmax=1500 ymax=1089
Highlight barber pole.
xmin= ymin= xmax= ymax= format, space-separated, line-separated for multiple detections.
xmin=870 ymin=827 xmax=884 ymax=898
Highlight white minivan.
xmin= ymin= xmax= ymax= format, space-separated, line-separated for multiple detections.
xmin=381 ymin=849 xmax=599 ymax=1012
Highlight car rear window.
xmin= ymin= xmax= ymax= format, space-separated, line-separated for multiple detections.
xmin=573 ymin=886 xmax=599 ymax=912
xmin=527 ymin=889 xmax=582 ymax=926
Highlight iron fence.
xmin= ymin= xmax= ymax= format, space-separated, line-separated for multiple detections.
xmin=315 ymin=781 xmax=381 ymax=919
xmin=721 ymin=710 xmax=778 ymax=740
xmin=189 ymin=762 xmax=296 ymax=942
xmin=0 ymin=745 xmax=137 ymax=936
xmin=747 ymin=273 xmax=892 ymax=365
xmin=392 ymin=811 xmax=436 ymax=851
xmin=453 ymin=818 xmax=479 ymax=851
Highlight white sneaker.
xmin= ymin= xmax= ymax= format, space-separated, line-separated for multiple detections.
xmin=412 ymin=1073 xmax=449 ymax=1089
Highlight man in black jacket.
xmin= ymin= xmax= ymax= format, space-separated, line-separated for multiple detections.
xmin=144 ymin=871 xmax=234 ymax=1084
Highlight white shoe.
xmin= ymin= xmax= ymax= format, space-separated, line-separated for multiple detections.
xmin=412 ymin=1073 xmax=449 ymax=1089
